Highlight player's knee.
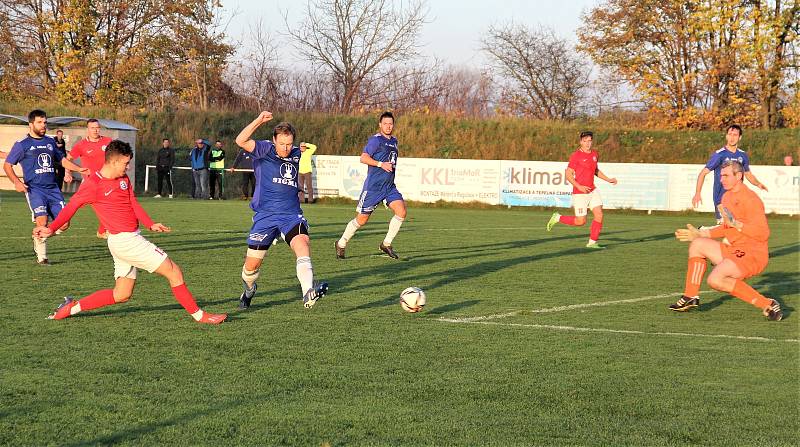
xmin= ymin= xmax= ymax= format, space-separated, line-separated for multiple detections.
xmin=356 ymin=214 xmax=370 ymax=226
xmin=706 ymin=274 xmax=723 ymax=290
xmin=395 ymin=208 xmax=407 ymax=219
xmin=113 ymin=292 xmax=131 ymax=303
xmin=575 ymin=216 xmax=587 ymax=226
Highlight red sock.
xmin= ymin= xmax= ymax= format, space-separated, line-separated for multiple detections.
xmin=589 ymin=220 xmax=603 ymax=241
xmin=78 ymin=289 xmax=116 ymax=311
xmin=171 ymin=283 xmax=200 ymax=314
xmin=730 ymin=280 xmax=772 ymax=309
xmin=683 ymin=257 xmax=706 ymax=297
xmin=559 ymin=215 xmax=577 ymax=226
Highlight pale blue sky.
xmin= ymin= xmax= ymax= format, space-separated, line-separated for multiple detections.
xmin=224 ymin=0 xmax=599 ymax=65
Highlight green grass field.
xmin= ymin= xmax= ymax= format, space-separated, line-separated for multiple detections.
xmin=1 ymin=194 xmax=798 ymax=446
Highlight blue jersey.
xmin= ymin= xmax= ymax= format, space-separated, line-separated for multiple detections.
xmin=706 ymin=147 xmax=751 ymax=204
xmin=250 ymin=140 xmax=302 ymax=216
xmin=363 ymin=134 xmax=398 ymax=191
xmin=5 ymin=135 xmax=62 ymax=188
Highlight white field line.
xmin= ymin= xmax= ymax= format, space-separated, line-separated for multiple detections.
xmin=443 ymin=281 xmax=799 ymax=323
xmin=437 ymin=319 xmax=800 ymax=343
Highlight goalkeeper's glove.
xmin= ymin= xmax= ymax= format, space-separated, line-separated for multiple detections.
xmin=675 ymin=224 xmax=701 ymax=242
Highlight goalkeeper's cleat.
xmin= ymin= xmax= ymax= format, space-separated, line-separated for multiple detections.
xmin=335 ymin=241 xmax=346 ymax=259
xmin=48 ymin=297 xmax=76 ymax=320
xmin=585 ymin=241 xmax=605 ymax=249
xmin=303 ymin=282 xmax=329 ymax=309
xmin=547 ymin=212 xmax=560 ymax=232
xmin=197 ymin=312 xmax=227 ymax=324
xmin=669 ymin=296 xmax=700 ymax=312
xmin=763 ymin=299 xmax=783 ymax=321
xmin=379 ymin=242 xmax=399 ymax=259
xmin=238 ymin=281 xmax=257 ymax=310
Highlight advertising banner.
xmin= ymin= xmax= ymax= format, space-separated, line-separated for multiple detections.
xmin=595 ymin=162 xmax=670 ymax=210
xmin=499 ymin=160 xmax=572 ymax=207
xmin=396 ymin=158 xmax=501 ymax=204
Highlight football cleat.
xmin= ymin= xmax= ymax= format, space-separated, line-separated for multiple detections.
xmin=546 ymin=212 xmax=560 ymax=232
xmin=48 ymin=297 xmax=76 ymax=320
xmin=669 ymin=296 xmax=700 ymax=312
xmin=763 ymin=299 xmax=783 ymax=321
xmin=335 ymin=242 xmax=346 ymax=259
xmin=303 ymin=282 xmax=329 ymax=309
xmin=379 ymin=242 xmax=399 ymax=259
xmin=37 ymin=258 xmax=50 ymax=265
xmin=238 ymin=281 xmax=257 ymax=310
xmin=197 ymin=312 xmax=227 ymax=324
xmin=585 ymin=242 xmax=606 ymax=250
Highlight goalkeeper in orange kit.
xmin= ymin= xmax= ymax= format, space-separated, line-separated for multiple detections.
xmin=671 ymin=160 xmax=782 ymax=321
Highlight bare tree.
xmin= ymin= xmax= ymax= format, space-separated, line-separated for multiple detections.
xmin=288 ymin=0 xmax=428 ymax=113
xmin=483 ymin=24 xmax=590 ymax=119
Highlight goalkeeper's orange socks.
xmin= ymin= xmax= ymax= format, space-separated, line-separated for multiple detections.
xmin=683 ymin=257 xmax=706 ymax=297
xmin=731 ymin=280 xmax=772 ymax=309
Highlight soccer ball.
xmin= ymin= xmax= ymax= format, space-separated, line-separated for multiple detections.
xmin=400 ymin=287 xmax=426 ymax=313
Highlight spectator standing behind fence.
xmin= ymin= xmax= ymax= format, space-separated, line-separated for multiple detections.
xmin=784 ymin=155 xmax=795 ymax=166
xmin=154 ymin=138 xmax=175 ymax=198
xmin=189 ymin=139 xmax=210 ymax=199
xmin=53 ymin=130 xmax=67 ymax=191
xmin=230 ymin=147 xmax=255 ymax=199
xmin=209 ymin=140 xmax=225 ymax=200
xmin=299 ymin=142 xmax=317 ymax=203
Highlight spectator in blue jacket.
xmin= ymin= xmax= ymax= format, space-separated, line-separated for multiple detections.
xmin=190 ymin=139 xmax=211 ymax=199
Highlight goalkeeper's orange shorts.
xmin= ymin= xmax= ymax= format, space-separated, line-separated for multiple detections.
xmin=720 ymin=242 xmax=768 ymax=279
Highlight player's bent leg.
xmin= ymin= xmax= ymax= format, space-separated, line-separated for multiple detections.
xmin=113 ymin=276 xmax=136 ymax=303
xmin=240 ymin=251 xmax=265 ymax=310
xmin=336 ymin=214 xmax=369 ymax=258
xmin=687 ymin=238 xmax=725 ymax=265
xmin=711 ymin=259 xmax=778 ymax=318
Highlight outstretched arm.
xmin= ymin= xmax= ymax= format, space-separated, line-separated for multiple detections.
xmin=692 ymin=168 xmax=711 ymax=208
xmin=596 ymin=169 xmax=617 ymax=185
xmin=744 ymin=171 xmax=768 ymax=192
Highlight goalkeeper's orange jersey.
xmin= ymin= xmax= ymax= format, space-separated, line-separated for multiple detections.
xmin=710 ymin=184 xmax=770 ymax=266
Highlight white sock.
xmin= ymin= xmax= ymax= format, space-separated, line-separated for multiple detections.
xmin=296 ymin=256 xmax=314 ymax=295
xmin=33 ymin=236 xmax=47 ymax=261
xmin=241 ymin=266 xmax=260 ymax=290
xmin=338 ymin=219 xmax=361 ymax=247
xmin=71 ymin=302 xmax=82 ymax=315
xmin=191 ymin=309 xmax=204 ymax=321
xmin=383 ymin=215 xmax=405 ymax=245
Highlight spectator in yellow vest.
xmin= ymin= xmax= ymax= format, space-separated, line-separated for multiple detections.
xmin=209 ymin=140 xmax=225 ymax=200
xmin=299 ymin=142 xmax=317 ymax=203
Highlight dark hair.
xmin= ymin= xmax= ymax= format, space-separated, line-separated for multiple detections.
xmin=215 ymin=140 xmax=222 ymax=144
xmin=105 ymin=139 xmax=133 ymax=161
xmin=579 ymin=131 xmax=593 ymax=140
xmin=727 ymin=124 xmax=742 ymax=136
xmin=87 ymin=118 xmax=100 ymax=125
xmin=56 ymin=129 xmax=63 ymax=134
xmin=272 ymin=122 xmax=296 ymax=140
xmin=379 ymin=111 xmax=394 ymax=122
xmin=162 ymin=138 xmax=170 ymax=142
xmin=28 ymin=109 xmax=46 ymax=123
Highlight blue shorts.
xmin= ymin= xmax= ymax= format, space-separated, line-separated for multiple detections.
xmin=356 ymin=186 xmax=404 ymax=215
xmin=26 ymin=186 xmax=65 ymax=221
xmin=247 ymin=212 xmax=308 ymax=247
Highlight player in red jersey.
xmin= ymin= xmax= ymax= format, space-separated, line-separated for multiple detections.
xmin=546 ymin=131 xmax=617 ymax=248
xmin=34 ymin=140 xmax=227 ymax=324
xmin=64 ymin=118 xmax=113 ymax=238
xmin=671 ymin=160 xmax=781 ymax=320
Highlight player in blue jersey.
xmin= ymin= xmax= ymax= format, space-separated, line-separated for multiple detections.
xmin=233 ymin=111 xmax=328 ymax=310
xmin=3 ymin=109 xmax=88 ymax=264
xmin=335 ymin=111 xmax=406 ymax=260
xmin=692 ymin=125 xmax=768 ymax=224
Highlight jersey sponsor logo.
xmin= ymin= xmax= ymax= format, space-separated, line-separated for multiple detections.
xmin=280 ymin=162 xmax=297 ymax=180
xmin=120 ymin=180 xmax=128 ymax=190
xmin=34 ymin=153 xmax=55 ymax=174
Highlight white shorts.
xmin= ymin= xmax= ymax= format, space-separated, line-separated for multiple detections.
xmin=107 ymin=231 xmax=168 ymax=279
xmin=572 ymin=190 xmax=603 ymax=217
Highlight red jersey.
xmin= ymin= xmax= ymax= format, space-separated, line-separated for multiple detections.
xmin=48 ymin=171 xmax=154 ymax=234
xmin=567 ymin=149 xmax=599 ymax=194
xmin=69 ymin=136 xmax=113 ymax=174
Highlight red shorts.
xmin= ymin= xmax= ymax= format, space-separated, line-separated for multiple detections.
xmin=720 ymin=242 xmax=768 ymax=279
